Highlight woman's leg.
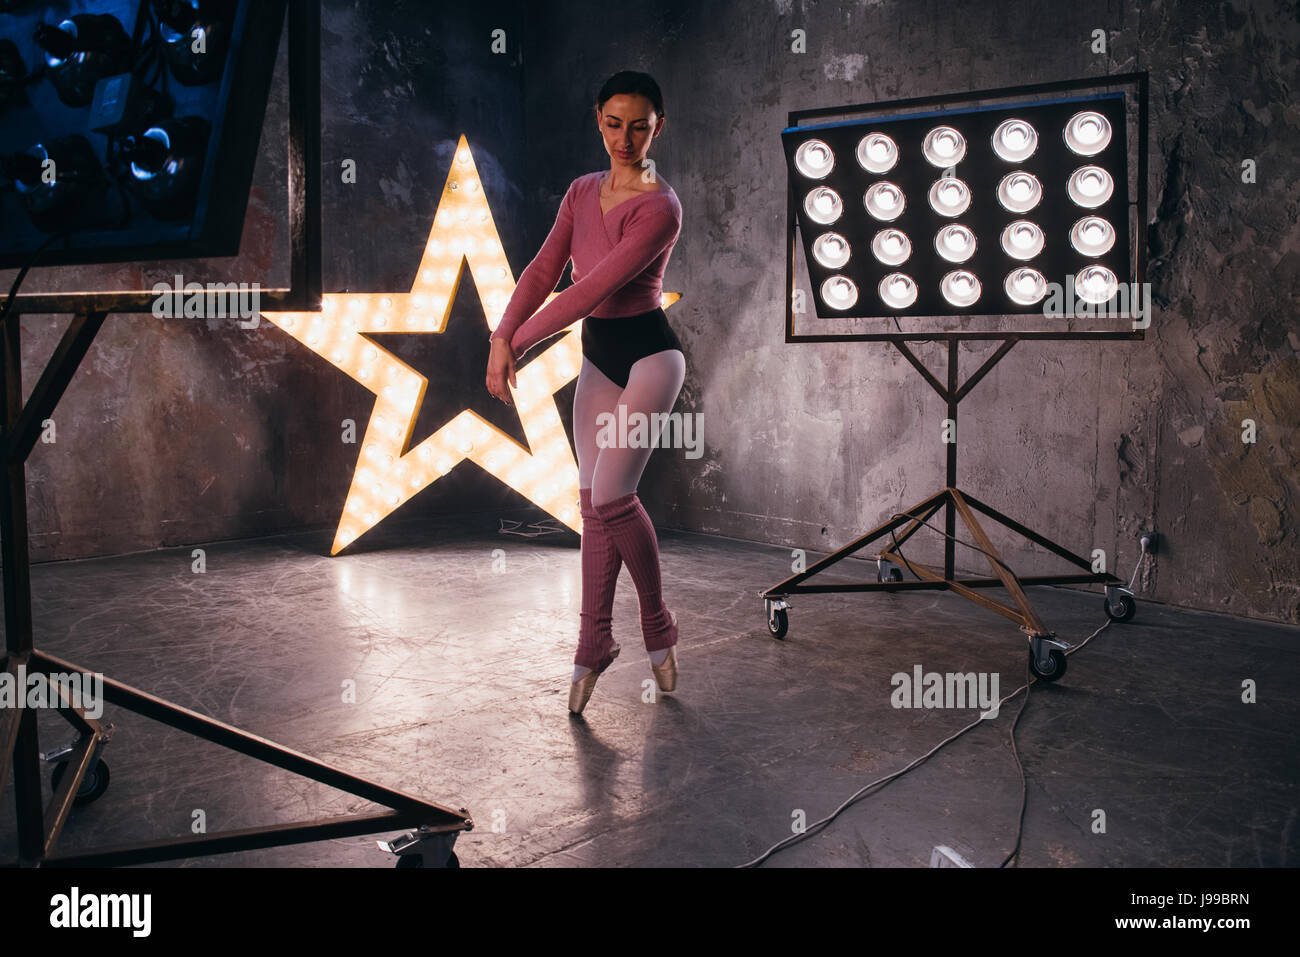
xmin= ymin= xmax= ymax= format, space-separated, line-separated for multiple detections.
xmin=571 ymin=358 xmax=626 ymax=678
xmin=590 ymin=350 xmax=686 ymax=658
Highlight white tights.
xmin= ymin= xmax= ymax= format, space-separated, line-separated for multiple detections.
xmin=573 ymin=350 xmax=686 ymax=507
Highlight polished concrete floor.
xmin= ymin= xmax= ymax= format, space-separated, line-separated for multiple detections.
xmin=2 ymin=510 xmax=1297 ymax=867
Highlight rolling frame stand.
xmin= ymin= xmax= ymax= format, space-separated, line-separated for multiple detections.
xmin=762 ymin=75 xmax=1149 ymax=683
xmin=0 ymin=0 xmax=471 ymax=868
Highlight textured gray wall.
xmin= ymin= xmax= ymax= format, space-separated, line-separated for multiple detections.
xmin=4 ymin=0 xmax=1296 ymax=625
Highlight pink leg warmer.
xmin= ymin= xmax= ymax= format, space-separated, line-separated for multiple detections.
xmin=575 ymin=487 xmax=622 ymax=672
xmin=592 ymin=492 xmax=677 ymax=653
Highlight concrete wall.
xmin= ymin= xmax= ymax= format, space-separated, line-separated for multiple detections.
xmin=4 ymin=0 xmax=1296 ymax=625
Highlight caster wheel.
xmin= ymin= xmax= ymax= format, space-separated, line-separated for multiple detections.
xmin=1104 ymin=592 xmax=1136 ymax=622
xmin=877 ymin=567 xmax=903 ymax=583
xmin=50 ymin=759 xmax=110 ymax=806
xmin=1028 ymin=649 xmax=1067 ymax=682
xmin=767 ymin=608 xmax=788 ymax=640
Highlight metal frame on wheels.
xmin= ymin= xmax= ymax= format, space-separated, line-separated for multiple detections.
xmin=1 ymin=0 xmax=472 ymax=867
xmin=763 ymin=74 xmax=1150 ymax=681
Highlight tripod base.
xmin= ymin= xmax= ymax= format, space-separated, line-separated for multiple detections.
xmin=761 ymin=485 xmax=1123 ymax=682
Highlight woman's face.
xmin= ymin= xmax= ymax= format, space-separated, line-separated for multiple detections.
xmin=596 ymin=94 xmax=663 ymax=171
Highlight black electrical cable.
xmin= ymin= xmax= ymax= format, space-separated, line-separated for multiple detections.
xmin=739 ymin=519 xmax=1147 ymax=867
xmin=735 ymin=618 xmax=1113 ymax=868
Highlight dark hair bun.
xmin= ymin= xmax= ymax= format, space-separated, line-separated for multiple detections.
xmin=595 ymin=71 xmax=665 ymax=119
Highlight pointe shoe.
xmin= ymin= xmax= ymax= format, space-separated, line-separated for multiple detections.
xmin=651 ymin=645 xmax=678 ymax=693
xmin=650 ymin=613 xmax=678 ymax=693
xmin=569 ymin=642 xmax=620 ymax=715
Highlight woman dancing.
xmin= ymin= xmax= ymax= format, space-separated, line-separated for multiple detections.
xmin=485 ymin=71 xmax=685 ymax=716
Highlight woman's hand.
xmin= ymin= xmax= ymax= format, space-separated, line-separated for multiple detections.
xmin=486 ymin=337 xmax=518 ymax=405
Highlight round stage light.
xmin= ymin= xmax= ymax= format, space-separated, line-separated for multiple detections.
xmin=935 ymin=224 xmax=976 ymax=263
xmin=996 ymin=171 xmax=1042 ymax=213
xmin=864 ymin=181 xmax=906 ymax=221
xmin=1004 ymin=267 xmax=1047 ymax=305
xmin=879 ymin=273 xmax=918 ymax=309
xmin=820 ymin=275 xmax=858 ymax=310
xmin=923 ymin=126 xmax=966 ymax=167
xmin=812 ymin=232 xmax=851 ymax=268
xmin=941 ymin=270 xmax=981 ymax=307
xmin=1070 ymin=216 xmax=1116 ymax=256
xmin=992 ymin=119 xmax=1038 ymax=162
xmin=999 ymin=220 xmax=1045 ymax=260
xmin=1065 ymin=111 xmax=1112 ymax=155
xmin=804 ymin=186 xmax=843 ymax=224
xmin=794 ymin=138 xmax=834 ymax=179
xmin=1067 ymin=166 xmax=1114 ymax=207
xmin=871 ymin=229 xmax=912 ymax=266
xmin=928 ymin=177 xmax=971 ymax=217
xmin=856 ymin=133 xmax=899 ymax=174
xmin=1076 ymin=265 xmax=1119 ymax=303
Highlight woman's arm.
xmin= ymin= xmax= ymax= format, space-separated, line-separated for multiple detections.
xmin=490 ymin=180 xmax=577 ymax=349
xmin=507 ymin=205 xmax=680 ymax=358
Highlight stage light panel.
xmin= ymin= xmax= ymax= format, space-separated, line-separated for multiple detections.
xmin=864 ymin=181 xmax=905 ymax=220
xmin=781 ymin=86 xmax=1132 ymax=318
xmin=804 ymin=186 xmax=843 ymax=224
xmin=1004 ymin=266 xmax=1048 ymax=305
xmin=794 ymin=138 xmax=834 ymax=178
xmin=935 ymin=224 xmax=976 ymax=263
xmin=928 ymin=177 xmax=971 ymax=216
xmin=872 ymin=228 xmax=911 ymax=265
xmin=992 ymin=118 xmax=1037 ymax=162
xmin=1070 ymin=215 xmax=1115 ymax=256
xmin=0 ymin=0 xmax=287 ymax=268
xmin=1000 ymin=220 xmax=1045 ymax=260
xmin=941 ymin=269 xmax=981 ymax=307
xmin=1067 ymin=165 xmax=1114 ymax=207
xmin=857 ymin=132 xmax=898 ymax=173
xmin=879 ymin=272 xmax=918 ymax=308
xmin=812 ymin=232 xmax=851 ymax=268
xmin=1064 ymin=111 xmax=1112 ymax=155
xmin=820 ymin=275 xmax=858 ymax=310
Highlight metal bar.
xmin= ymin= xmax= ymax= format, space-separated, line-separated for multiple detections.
xmin=892 ymin=341 xmax=949 ymax=400
xmin=31 ymin=649 xmax=469 ymax=824
xmin=39 ymin=810 xmax=465 ymax=868
xmin=0 ymin=656 xmax=22 ymax=797
xmin=945 ymin=341 xmax=958 ymax=579
xmin=880 ymin=497 xmax=947 ymax=553
xmin=10 ymin=290 xmax=315 ymax=313
xmin=959 ymin=488 xmax=1102 ymax=573
xmin=953 ymin=338 xmax=1018 ymax=403
xmin=789 ymin=72 xmax=1149 ymax=125
xmin=42 ymin=732 xmax=97 ymax=858
xmin=286 ymin=0 xmax=322 ymax=313
xmin=895 ymin=551 xmax=1029 ymax=625
xmin=6 ymin=312 xmax=107 ymax=464
xmin=949 ymin=489 xmax=1050 ymax=634
xmin=763 ymin=489 xmax=949 ymax=595
xmin=769 ymin=572 xmax=1114 ymax=594
xmin=0 ymin=310 xmax=45 ymax=862
xmin=786 ymin=330 xmax=1144 ymax=342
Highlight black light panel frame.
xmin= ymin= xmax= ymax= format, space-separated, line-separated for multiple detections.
xmin=781 ymin=74 xmax=1148 ymax=338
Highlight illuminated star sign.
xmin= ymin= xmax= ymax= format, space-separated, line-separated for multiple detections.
xmin=262 ymin=135 xmax=680 ymax=555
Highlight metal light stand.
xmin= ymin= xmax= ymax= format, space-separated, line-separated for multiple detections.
xmin=762 ymin=74 xmax=1149 ymax=683
xmin=1 ymin=0 xmax=472 ymax=867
